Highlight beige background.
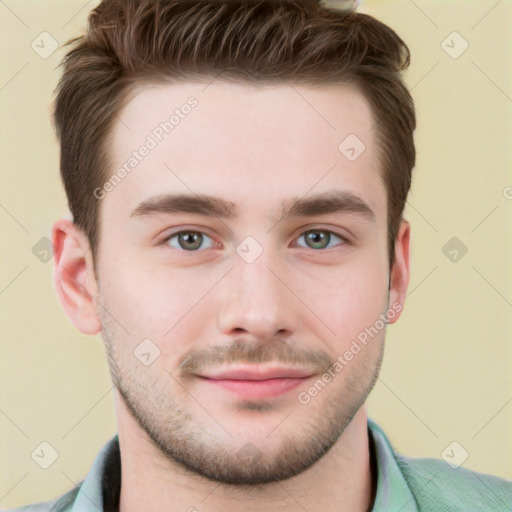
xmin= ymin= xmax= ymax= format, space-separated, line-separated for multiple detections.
xmin=1 ymin=0 xmax=511 ymax=507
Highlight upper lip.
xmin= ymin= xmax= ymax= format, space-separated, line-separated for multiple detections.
xmin=197 ymin=365 xmax=316 ymax=381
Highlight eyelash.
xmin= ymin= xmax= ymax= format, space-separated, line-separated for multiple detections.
xmin=160 ymin=228 xmax=349 ymax=253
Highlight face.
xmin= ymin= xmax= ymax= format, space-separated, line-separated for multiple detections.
xmin=91 ymin=81 xmax=407 ymax=484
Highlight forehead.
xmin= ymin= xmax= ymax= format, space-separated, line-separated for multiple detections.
xmin=104 ymin=80 xmax=385 ymax=223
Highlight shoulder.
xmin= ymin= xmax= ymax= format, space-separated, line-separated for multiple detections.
xmin=1 ymin=485 xmax=80 ymax=512
xmin=0 ymin=500 xmax=55 ymax=512
xmin=395 ymin=453 xmax=512 ymax=512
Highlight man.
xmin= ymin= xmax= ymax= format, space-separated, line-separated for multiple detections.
xmin=6 ymin=0 xmax=511 ymax=511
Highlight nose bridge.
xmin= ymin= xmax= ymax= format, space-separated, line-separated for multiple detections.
xmin=216 ymin=241 xmax=301 ymax=339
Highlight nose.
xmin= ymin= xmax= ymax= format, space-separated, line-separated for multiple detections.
xmin=216 ymin=246 xmax=302 ymax=342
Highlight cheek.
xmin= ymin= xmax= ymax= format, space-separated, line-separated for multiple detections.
xmin=291 ymin=251 xmax=389 ymax=347
xmin=97 ymin=257 xmax=226 ymax=355
xmin=102 ymin=272 xmax=195 ymax=327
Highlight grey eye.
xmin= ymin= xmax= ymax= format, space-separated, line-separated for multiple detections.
xmin=296 ymin=230 xmax=345 ymax=250
xmin=166 ymin=231 xmax=215 ymax=251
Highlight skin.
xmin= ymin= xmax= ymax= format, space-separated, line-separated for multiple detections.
xmin=52 ymin=81 xmax=410 ymax=512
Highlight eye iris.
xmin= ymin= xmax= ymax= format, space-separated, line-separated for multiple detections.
xmin=305 ymin=230 xmax=329 ymax=249
xmin=179 ymin=232 xmax=203 ymax=250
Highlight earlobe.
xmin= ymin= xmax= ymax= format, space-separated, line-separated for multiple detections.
xmin=387 ymin=219 xmax=410 ymax=324
xmin=52 ymin=219 xmax=101 ymax=335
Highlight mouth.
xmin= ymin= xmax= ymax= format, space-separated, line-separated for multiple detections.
xmin=195 ymin=365 xmax=316 ymax=400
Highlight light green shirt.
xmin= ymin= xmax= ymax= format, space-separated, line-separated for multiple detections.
xmin=4 ymin=417 xmax=511 ymax=511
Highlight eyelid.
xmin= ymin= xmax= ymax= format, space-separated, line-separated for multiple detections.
xmin=160 ymin=225 xmax=217 ymax=242
xmin=160 ymin=227 xmax=220 ymax=250
xmin=294 ymin=224 xmax=350 ymax=242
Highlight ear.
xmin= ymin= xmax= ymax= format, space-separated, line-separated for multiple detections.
xmin=52 ymin=219 xmax=101 ymax=335
xmin=387 ymin=219 xmax=410 ymax=324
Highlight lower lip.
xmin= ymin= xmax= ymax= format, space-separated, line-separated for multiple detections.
xmin=200 ymin=377 xmax=307 ymax=399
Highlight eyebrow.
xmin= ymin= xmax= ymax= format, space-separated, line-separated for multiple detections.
xmin=130 ymin=190 xmax=376 ymax=223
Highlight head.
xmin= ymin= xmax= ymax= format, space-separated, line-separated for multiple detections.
xmin=52 ymin=0 xmax=414 ymax=485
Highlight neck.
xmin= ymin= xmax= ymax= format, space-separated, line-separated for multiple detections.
xmin=115 ymin=394 xmax=375 ymax=512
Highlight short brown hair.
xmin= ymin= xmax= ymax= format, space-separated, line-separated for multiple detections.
xmin=53 ymin=0 xmax=415 ymax=269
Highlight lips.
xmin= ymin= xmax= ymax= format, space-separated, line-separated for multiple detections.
xmin=199 ymin=365 xmax=315 ymax=381
xmin=196 ymin=365 xmax=315 ymax=400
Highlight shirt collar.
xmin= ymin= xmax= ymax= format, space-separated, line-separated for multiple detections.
xmin=368 ymin=417 xmax=419 ymax=512
xmin=68 ymin=418 xmax=418 ymax=512
xmin=69 ymin=432 xmax=120 ymax=512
